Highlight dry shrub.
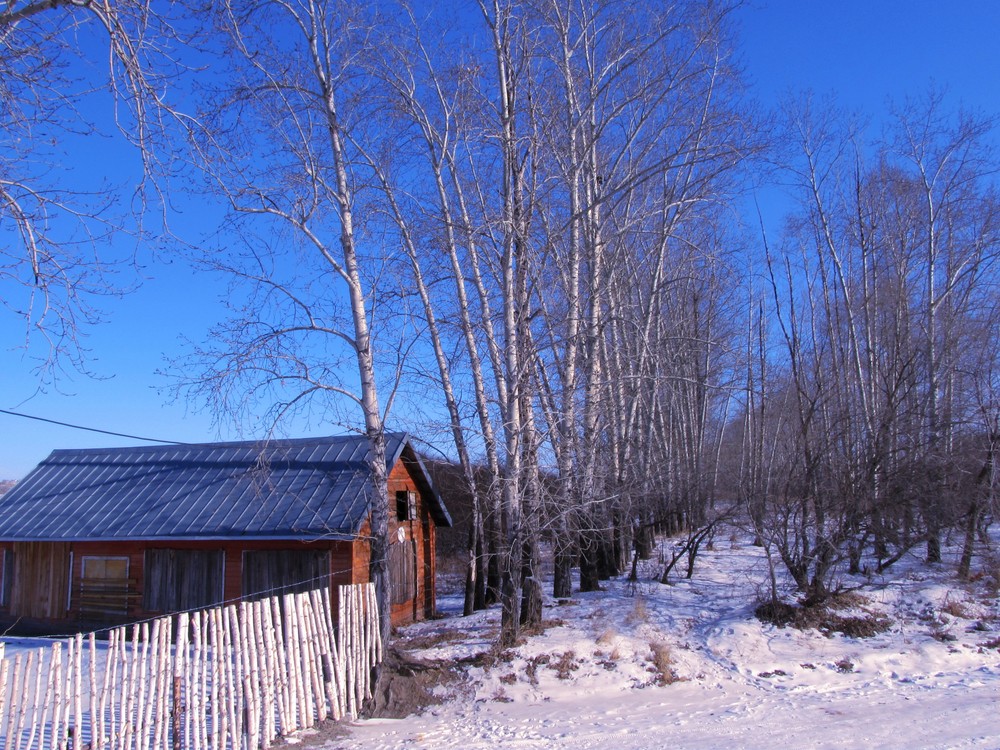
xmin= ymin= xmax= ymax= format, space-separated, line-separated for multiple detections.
xmin=648 ymin=641 xmax=681 ymax=685
xmin=497 ymin=649 xmax=518 ymax=663
xmin=626 ymin=597 xmax=649 ymax=626
xmin=754 ymin=600 xmax=797 ymax=627
xmin=834 ymin=658 xmax=854 ymax=673
xmin=597 ymin=657 xmax=618 ymax=671
xmin=930 ymin=629 xmax=958 ymax=642
xmin=940 ymin=595 xmax=971 ymax=619
xmin=822 ymin=613 xmax=892 ymax=638
xmin=547 ymin=651 xmax=579 ymax=680
xmin=524 ymin=654 xmax=550 ymax=685
xmin=757 ymin=669 xmax=788 ymax=678
xmin=981 ymin=555 xmax=1000 ymax=597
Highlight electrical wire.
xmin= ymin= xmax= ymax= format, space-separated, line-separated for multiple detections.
xmin=0 ymin=408 xmax=192 ymax=446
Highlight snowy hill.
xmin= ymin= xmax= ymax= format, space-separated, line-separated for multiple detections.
xmin=331 ymin=531 xmax=1000 ymax=749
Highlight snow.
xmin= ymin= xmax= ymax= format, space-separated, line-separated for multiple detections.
xmin=330 ymin=532 xmax=1000 ymax=749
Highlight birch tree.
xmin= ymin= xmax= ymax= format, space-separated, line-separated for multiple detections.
xmin=178 ymin=0 xmax=756 ymax=646
xmin=179 ymin=0 xmax=397 ymax=645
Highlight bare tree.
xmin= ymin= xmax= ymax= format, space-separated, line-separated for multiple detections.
xmin=758 ymin=94 xmax=1000 ymax=601
xmin=1 ymin=0 xmax=176 ymax=378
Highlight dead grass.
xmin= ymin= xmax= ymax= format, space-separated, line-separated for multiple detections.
xmin=596 ymin=626 xmax=618 ymax=645
xmin=365 ymin=648 xmax=469 ymax=719
xmin=648 ymin=641 xmax=682 ymax=685
xmin=824 ymin=591 xmax=869 ymax=611
xmin=625 ymin=597 xmax=649 ymax=626
xmin=395 ymin=628 xmax=469 ymax=651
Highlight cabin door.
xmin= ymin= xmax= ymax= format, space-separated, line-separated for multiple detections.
xmin=10 ymin=542 xmax=71 ymax=619
xmin=389 ymin=540 xmax=417 ymax=605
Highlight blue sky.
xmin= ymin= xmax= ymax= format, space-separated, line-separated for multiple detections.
xmin=3 ymin=0 xmax=1000 ymax=479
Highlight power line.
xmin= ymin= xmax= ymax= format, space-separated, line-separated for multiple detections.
xmin=0 ymin=408 xmax=192 ymax=446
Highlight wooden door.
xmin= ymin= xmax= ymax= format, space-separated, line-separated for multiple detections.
xmin=11 ymin=542 xmax=71 ymax=619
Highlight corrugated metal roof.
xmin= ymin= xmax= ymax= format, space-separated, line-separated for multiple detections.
xmin=0 ymin=433 xmax=451 ymax=541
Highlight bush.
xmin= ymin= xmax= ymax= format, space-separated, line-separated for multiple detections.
xmin=755 ymin=598 xmax=892 ymax=638
xmin=755 ymin=600 xmax=798 ymax=627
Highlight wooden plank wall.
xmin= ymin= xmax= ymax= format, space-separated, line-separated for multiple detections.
xmin=0 ymin=540 xmax=360 ymax=630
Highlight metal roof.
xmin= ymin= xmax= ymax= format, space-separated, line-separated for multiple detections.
xmin=0 ymin=433 xmax=451 ymax=541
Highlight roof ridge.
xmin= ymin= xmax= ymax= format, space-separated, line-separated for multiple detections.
xmin=46 ymin=432 xmax=409 ymax=458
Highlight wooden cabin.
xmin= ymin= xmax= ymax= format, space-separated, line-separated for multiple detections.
xmin=0 ymin=433 xmax=451 ymax=634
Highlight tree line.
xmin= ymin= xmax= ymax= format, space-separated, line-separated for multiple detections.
xmin=3 ymin=0 xmax=999 ymax=650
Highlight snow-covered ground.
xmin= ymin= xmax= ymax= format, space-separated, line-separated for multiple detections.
xmin=332 ymin=532 xmax=1000 ymax=749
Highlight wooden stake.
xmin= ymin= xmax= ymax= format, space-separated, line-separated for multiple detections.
xmin=26 ymin=646 xmax=49 ymax=750
xmin=209 ymin=608 xmax=224 ymax=750
xmin=72 ymin=634 xmax=83 ymax=750
xmin=270 ymin=596 xmax=293 ymax=735
xmin=152 ymin=618 xmax=169 ymax=750
xmin=237 ymin=602 xmax=254 ymax=750
xmin=261 ymin=599 xmax=280 ymax=745
xmin=283 ymin=594 xmax=300 ymax=731
xmin=51 ymin=643 xmax=64 ymax=750
xmin=249 ymin=601 xmax=266 ymax=748
xmin=223 ymin=606 xmax=240 ymax=746
xmin=14 ymin=650 xmax=36 ymax=750
xmin=175 ymin=612 xmax=189 ymax=750
xmin=192 ymin=611 xmax=207 ymax=750
xmin=3 ymin=654 xmax=21 ymax=750
xmin=100 ymin=631 xmax=116 ymax=750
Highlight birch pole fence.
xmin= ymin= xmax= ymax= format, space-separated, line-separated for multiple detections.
xmin=0 ymin=583 xmax=380 ymax=750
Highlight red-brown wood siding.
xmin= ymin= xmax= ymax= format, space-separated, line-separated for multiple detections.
xmin=387 ymin=458 xmax=434 ymax=625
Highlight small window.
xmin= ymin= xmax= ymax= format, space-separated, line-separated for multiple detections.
xmin=396 ymin=490 xmax=416 ymax=522
xmin=79 ymin=556 xmax=131 ymax=618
